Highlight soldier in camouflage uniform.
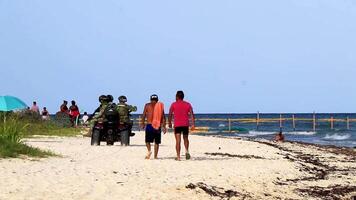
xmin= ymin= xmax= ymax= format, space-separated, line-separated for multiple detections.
xmin=91 ymin=95 xmax=109 ymax=124
xmin=117 ymin=96 xmax=137 ymax=128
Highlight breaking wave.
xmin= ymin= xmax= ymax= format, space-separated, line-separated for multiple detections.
xmin=323 ymin=133 xmax=351 ymax=141
xmin=245 ymin=131 xmax=316 ymax=136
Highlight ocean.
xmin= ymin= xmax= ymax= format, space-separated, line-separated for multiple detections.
xmin=131 ymin=113 xmax=356 ymax=148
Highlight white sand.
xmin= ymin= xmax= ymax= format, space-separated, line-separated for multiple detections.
xmin=0 ymin=132 xmax=355 ymax=200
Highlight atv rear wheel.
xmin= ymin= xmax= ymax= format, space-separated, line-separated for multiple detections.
xmin=106 ymin=129 xmax=114 ymax=146
xmin=120 ymin=130 xmax=130 ymax=146
xmin=91 ymin=129 xmax=100 ymax=146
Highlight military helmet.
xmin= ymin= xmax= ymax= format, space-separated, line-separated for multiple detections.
xmin=107 ymin=95 xmax=114 ymax=103
xmin=118 ymin=95 xmax=127 ymax=103
xmin=99 ymin=95 xmax=107 ymax=103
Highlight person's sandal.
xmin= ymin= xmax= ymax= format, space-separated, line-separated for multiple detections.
xmin=185 ymin=153 xmax=191 ymax=160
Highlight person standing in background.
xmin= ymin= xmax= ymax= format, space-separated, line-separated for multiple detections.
xmin=41 ymin=107 xmax=50 ymax=120
xmin=60 ymin=100 xmax=69 ymax=113
xmin=69 ymin=100 xmax=80 ymax=126
xmin=30 ymin=101 xmax=40 ymax=114
xmin=81 ymin=112 xmax=89 ymax=126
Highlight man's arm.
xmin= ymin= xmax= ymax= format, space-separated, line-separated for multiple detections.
xmin=168 ymin=105 xmax=173 ymax=128
xmin=190 ymin=106 xmax=195 ymax=130
xmin=140 ymin=105 xmax=147 ymax=129
xmin=161 ymin=109 xmax=167 ymax=133
xmin=88 ymin=106 xmax=101 ymax=120
xmin=128 ymin=105 xmax=137 ymax=112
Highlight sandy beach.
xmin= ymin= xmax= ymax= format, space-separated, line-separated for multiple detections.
xmin=0 ymin=132 xmax=355 ymax=200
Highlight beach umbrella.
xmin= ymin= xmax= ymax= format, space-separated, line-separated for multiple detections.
xmin=0 ymin=95 xmax=28 ymax=112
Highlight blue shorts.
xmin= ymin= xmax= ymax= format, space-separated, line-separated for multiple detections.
xmin=145 ymin=124 xmax=161 ymax=144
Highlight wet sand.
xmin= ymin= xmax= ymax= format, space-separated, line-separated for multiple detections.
xmin=0 ymin=132 xmax=355 ymax=200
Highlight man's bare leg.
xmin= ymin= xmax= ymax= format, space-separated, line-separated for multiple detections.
xmin=175 ymin=134 xmax=181 ymax=160
xmin=183 ymin=135 xmax=190 ymax=159
xmin=154 ymin=144 xmax=159 ymax=159
xmin=145 ymin=143 xmax=152 ymax=159
xmin=183 ymin=135 xmax=189 ymax=152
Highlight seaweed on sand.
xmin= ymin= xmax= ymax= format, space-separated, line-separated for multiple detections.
xmin=186 ymin=182 xmax=251 ymax=199
xmin=205 ymin=152 xmax=265 ymax=159
xmin=297 ymin=185 xmax=356 ymax=200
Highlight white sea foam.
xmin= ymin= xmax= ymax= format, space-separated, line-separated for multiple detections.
xmin=245 ymin=131 xmax=276 ymax=136
xmin=287 ymin=131 xmax=316 ymax=136
xmin=244 ymin=131 xmax=316 ymax=137
xmin=323 ymin=133 xmax=351 ymax=141
xmin=219 ymin=124 xmax=226 ymax=127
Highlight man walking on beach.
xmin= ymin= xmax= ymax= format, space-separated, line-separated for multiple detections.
xmin=169 ymin=91 xmax=195 ymax=161
xmin=141 ymin=94 xmax=166 ymax=159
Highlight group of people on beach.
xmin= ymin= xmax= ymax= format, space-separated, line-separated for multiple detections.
xmin=29 ymin=101 xmax=50 ymax=120
xmin=30 ymin=91 xmax=280 ymax=160
xmin=29 ymin=100 xmax=82 ymax=126
xmin=140 ymin=91 xmax=195 ymax=161
xmin=59 ymin=100 xmax=81 ymax=125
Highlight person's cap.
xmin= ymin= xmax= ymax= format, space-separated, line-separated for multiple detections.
xmin=150 ymin=94 xmax=158 ymax=101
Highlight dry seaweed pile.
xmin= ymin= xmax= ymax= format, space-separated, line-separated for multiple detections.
xmin=186 ymin=182 xmax=251 ymax=200
xmin=255 ymin=140 xmax=356 ymax=199
xmin=205 ymin=152 xmax=265 ymax=159
xmin=297 ymin=185 xmax=356 ymax=200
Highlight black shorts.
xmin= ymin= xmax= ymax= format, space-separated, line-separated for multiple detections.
xmin=145 ymin=124 xmax=161 ymax=144
xmin=174 ymin=126 xmax=189 ymax=135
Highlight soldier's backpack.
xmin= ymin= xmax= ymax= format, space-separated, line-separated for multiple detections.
xmin=104 ymin=103 xmax=119 ymax=122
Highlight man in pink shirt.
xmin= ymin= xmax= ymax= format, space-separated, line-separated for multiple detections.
xmin=168 ymin=91 xmax=195 ymax=161
xmin=30 ymin=101 xmax=40 ymax=114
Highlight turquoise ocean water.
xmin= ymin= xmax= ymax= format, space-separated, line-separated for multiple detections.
xmin=131 ymin=113 xmax=356 ymax=148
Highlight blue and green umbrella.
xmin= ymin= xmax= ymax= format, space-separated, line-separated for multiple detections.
xmin=0 ymin=96 xmax=28 ymax=112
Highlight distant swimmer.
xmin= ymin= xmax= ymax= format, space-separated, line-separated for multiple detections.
xmin=274 ymin=131 xmax=285 ymax=142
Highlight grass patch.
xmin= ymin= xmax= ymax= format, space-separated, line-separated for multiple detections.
xmin=0 ymin=137 xmax=56 ymax=158
xmin=0 ymin=112 xmax=82 ymax=137
xmin=25 ymin=121 xmax=81 ymax=137
xmin=0 ymin=113 xmax=67 ymax=158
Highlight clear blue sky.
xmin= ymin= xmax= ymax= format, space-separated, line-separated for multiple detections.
xmin=1 ymin=0 xmax=356 ymax=113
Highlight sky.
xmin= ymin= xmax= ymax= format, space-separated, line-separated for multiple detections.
xmin=0 ymin=0 xmax=356 ymax=113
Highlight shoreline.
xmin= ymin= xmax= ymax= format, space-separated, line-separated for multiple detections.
xmin=0 ymin=132 xmax=355 ymax=199
xmin=205 ymin=133 xmax=356 ymax=151
xmin=191 ymin=130 xmax=356 ymax=149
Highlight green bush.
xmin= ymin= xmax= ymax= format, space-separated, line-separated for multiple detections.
xmin=0 ymin=115 xmax=28 ymax=143
xmin=16 ymin=110 xmax=42 ymax=122
xmin=0 ymin=114 xmax=56 ymax=158
xmin=53 ymin=112 xmax=72 ymax=127
xmin=0 ymin=112 xmax=79 ymax=137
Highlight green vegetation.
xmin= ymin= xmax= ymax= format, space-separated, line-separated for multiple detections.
xmin=25 ymin=121 xmax=80 ymax=137
xmin=0 ymin=137 xmax=55 ymax=158
xmin=0 ymin=111 xmax=82 ymax=158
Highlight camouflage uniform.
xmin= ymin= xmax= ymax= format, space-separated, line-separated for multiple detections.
xmin=117 ymin=103 xmax=137 ymax=125
xmin=92 ymin=102 xmax=108 ymax=124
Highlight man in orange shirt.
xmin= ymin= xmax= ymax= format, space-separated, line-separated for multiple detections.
xmin=141 ymin=94 xmax=166 ymax=159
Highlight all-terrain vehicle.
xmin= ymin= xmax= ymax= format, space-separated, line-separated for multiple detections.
xmin=90 ymin=103 xmax=133 ymax=146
